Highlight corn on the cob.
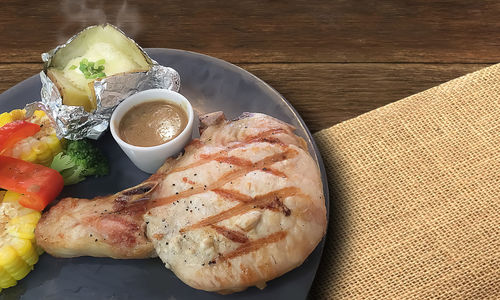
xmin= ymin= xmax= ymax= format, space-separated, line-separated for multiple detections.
xmin=0 ymin=109 xmax=61 ymax=291
xmin=0 ymin=191 xmax=41 ymax=291
xmin=0 ymin=109 xmax=63 ymax=166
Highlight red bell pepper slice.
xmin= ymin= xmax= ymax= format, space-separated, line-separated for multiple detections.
xmin=0 ymin=156 xmax=64 ymax=211
xmin=0 ymin=120 xmax=41 ymax=154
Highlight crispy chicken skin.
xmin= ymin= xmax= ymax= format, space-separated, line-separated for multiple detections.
xmin=34 ymin=183 xmax=158 ymax=259
xmin=35 ymin=112 xmax=327 ymax=293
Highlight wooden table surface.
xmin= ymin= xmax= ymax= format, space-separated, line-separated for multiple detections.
xmin=1 ymin=0 xmax=498 ymax=133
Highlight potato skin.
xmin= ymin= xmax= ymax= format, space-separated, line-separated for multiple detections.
xmin=47 ymin=68 xmax=95 ymax=112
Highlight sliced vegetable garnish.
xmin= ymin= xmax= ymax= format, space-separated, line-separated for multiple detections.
xmin=0 ymin=121 xmax=40 ymax=154
xmin=78 ymin=58 xmax=106 ymax=79
xmin=0 ymin=156 xmax=63 ymax=211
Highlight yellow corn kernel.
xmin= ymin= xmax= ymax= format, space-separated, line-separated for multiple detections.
xmin=32 ymin=140 xmax=48 ymax=155
xmin=2 ymin=191 xmax=21 ymax=203
xmin=10 ymin=130 xmax=62 ymax=166
xmin=6 ymin=223 xmax=37 ymax=240
xmin=9 ymin=109 xmax=26 ymax=121
xmin=33 ymin=110 xmax=46 ymax=119
xmin=10 ymin=239 xmax=38 ymax=267
xmin=7 ymin=212 xmax=40 ymax=240
xmin=44 ymin=135 xmax=62 ymax=153
xmin=33 ymin=141 xmax=52 ymax=161
xmin=19 ymin=149 xmax=38 ymax=163
xmin=0 ymin=266 xmax=16 ymax=289
xmin=7 ymin=212 xmax=41 ymax=241
xmin=0 ymin=246 xmax=31 ymax=281
xmin=9 ymin=212 xmax=41 ymax=226
xmin=0 ymin=112 xmax=13 ymax=127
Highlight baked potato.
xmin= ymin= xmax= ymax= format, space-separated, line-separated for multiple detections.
xmin=46 ymin=24 xmax=152 ymax=112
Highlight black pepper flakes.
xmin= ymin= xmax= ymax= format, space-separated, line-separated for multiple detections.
xmin=176 ymin=192 xmax=179 ymax=195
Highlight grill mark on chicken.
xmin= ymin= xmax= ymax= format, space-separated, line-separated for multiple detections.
xmin=169 ymin=153 xmax=221 ymax=174
xmin=243 ymin=128 xmax=288 ymax=143
xmin=180 ymin=187 xmax=299 ymax=233
xmin=212 ymin=189 xmax=253 ymax=203
xmin=261 ymin=167 xmax=287 ymax=178
xmin=263 ymin=196 xmax=292 ymax=216
xmin=219 ymin=231 xmax=287 ymax=262
xmin=214 ymin=156 xmax=253 ymax=167
xmin=167 ymin=132 xmax=290 ymax=175
xmin=211 ymin=225 xmax=249 ymax=244
xmin=150 ymin=148 xmax=299 ymax=208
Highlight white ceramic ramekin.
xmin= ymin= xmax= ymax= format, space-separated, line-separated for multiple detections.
xmin=110 ymin=89 xmax=194 ymax=173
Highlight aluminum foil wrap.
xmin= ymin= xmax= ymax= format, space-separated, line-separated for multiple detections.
xmin=26 ymin=25 xmax=180 ymax=140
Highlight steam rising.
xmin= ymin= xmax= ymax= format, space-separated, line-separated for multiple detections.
xmin=59 ymin=0 xmax=141 ymax=43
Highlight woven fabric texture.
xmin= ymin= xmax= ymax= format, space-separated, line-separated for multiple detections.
xmin=309 ymin=64 xmax=499 ymax=299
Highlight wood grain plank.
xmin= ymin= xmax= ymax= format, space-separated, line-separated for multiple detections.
xmin=0 ymin=63 xmax=488 ymax=132
xmin=1 ymin=1 xmax=500 ymax=63
xmin=241 ymin=63 xmax=488 ymax=131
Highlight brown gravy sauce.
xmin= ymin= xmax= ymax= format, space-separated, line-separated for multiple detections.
xmin=119 ymin=100 xmax=187 ymax=147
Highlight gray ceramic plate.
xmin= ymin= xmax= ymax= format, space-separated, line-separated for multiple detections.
xmin=0 ymin=49 xmax=328 ymax=300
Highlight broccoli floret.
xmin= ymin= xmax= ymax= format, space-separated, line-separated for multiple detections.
xmin=50 ymin=139 xmax=108 ymax=185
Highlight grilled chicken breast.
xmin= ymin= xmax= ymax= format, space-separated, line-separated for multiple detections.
xmin=35 ymin=112 xmax=327 ymax=293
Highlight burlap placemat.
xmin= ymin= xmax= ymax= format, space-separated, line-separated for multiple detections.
xmin=309 ymin=64 xmax=499 ymax=299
